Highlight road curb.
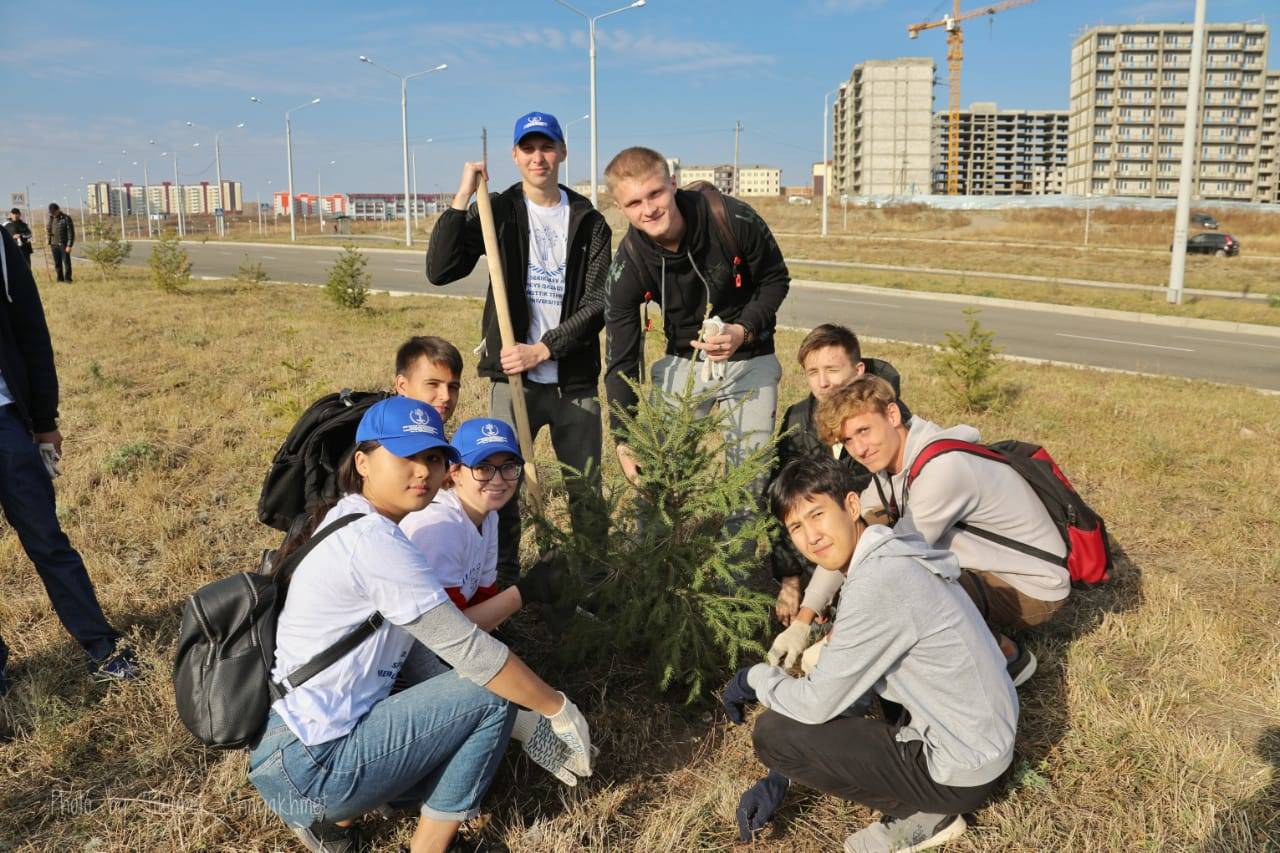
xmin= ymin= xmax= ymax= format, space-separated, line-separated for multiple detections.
xmin=790 ymin=278 xmax=1280 ymax=339
xmin=131 ymin=238 xmax=423 ymax=257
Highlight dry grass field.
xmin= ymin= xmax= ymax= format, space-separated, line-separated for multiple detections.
xmin=1 ymin=270 xmax=1277 ymax=851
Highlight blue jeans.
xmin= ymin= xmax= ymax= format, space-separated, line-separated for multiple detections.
xmin=0 ymin=405 xmax=120 ymax=675
xmin=248 ymin=670 xmax=516 ymax=827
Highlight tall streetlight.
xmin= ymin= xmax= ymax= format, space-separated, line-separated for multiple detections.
xmin=563 ymin=113 xmax=589 ymax=187
xmin=357 ymin=56 xmax=447 ymax=247
xmin=553 ymin=0 xmax=646 ymax=208
xmin=187 ymin=120 xmax=246 ymax=237
xmin=159 ymin=145 xmax=194 ymax=237
xmin=822 ymin=83 xmax=846 ymax=239
xmin=252 ymin=95 xmax=321 ymax=243
xmin=142 ymin=140 xmax=158 ymax=237
xmin=411 ymin=138 xmax=432 ymax=232
xmin=101 ymin=149 xmax=129 ymax=240
xmin=1168 ymin=0 xmax=1207 ymax=306
xmin=318 ymin=160 xmax=336 ymax=231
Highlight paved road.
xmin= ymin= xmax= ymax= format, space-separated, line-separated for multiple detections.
xmin=115 ymin=240 xmax=1279 ymax=391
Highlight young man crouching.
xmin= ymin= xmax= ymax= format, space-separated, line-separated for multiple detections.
xmin=720 ymin=457 xmax=1016 ymax=852
xmin=816 ymin=375 xmax=1071 ymax=686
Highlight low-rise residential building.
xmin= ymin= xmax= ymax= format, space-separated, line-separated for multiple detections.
xmin=679 ymin=164 xmax=735 ymax=195
xmin=736 ymin=165 xmax=782 ymax=196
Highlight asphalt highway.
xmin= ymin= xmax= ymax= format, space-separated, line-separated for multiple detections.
xmin=114 ymin=240 xmax=1279 ymax=391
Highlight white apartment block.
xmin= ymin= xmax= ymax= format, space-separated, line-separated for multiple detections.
xmin=1067 ymin=23 xmax=1272 ymax=202
xmin=932 ymin=103 xmax=1069 ymax=195
xmin=86 ymin=180 xmax=243 ymax=216
xmin=1259 ymin=71 xmax=1280 ymax=203
xmin=679 ymin=165 xmax=735 ymax=195
xmin=736 ymin=165 xmax=782 ymax=197
xmin=833 ymin=57 xmax=935 ymax=197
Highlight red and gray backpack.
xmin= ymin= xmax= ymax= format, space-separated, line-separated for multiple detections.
xmin=884 ymin=439 xmax=1112 ymax=587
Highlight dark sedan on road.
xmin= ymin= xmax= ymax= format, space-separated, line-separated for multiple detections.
xmin=1172 ymin=232 xmax=1240 ymax=257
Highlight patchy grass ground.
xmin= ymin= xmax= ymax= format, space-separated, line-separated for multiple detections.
xmin=2 ymin=270 xmax=1276 ymax=851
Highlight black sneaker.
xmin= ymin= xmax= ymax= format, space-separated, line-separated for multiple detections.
xmin=1005 ymin=641 xmax=1037 ymax=688
xmin=91 ymin=647 xmax=141 ymax=684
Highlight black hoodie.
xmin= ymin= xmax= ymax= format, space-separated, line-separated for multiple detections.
xmin=0 ymin=228 xmax=60 ymax=433
xmin=603 ymin=188 xmax=790 ymax=433
xmin=426 ymin=183 xmax=611 ymax=394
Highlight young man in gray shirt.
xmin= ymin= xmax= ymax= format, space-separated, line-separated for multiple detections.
xmin=721 ymin=457 xmax=1017 ymax=853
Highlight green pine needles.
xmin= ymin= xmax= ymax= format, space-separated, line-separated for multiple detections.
xmin=936 ymin=307 xmax=1004 ymax=412
xmin=148 ymin=228 xmax=191 ymax=293
xmin=324 ymin=244 xmax=370 ymax=309
xmin=82 ymin=219 xmax=132 ymax=282
xmin=545 ymin=373 xmax=776 ymax=704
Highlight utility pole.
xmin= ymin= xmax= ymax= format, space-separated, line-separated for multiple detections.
xmin=732 ymin=120 xmax=742 ymax=196
xmin=1168 ymin=0 xmax=1207 ymax=306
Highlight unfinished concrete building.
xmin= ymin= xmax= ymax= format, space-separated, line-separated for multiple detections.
xmin=1066 ymin=22 xmax=1272 ymax=202
xmin=832 ymin=57 xmax=935 ymax=197
xmin=1260 ymin=71 xmax=1280 ymax=203
xmin=932 ymin=103 xmax=1069 ymax=195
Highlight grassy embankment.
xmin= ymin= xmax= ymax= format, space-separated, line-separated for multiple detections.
xmin=2 ymin=269 xmax=1275 ymax=850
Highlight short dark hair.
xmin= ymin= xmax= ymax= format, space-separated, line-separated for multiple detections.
xmin=768 ymin=457 xmax=858 ymax=523
xmin=47 ymin=202 xmax=60 ymax=213
xmin=9 ymin=208 xmax=20 ymax=216
xmin=798 ymin=323 xmax=860 ymax=367
xmin=395 ymin=335 xmax=463 ymax=378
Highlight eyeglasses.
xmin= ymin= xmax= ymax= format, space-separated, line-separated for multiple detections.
xmin=469 ymin=461 xmax=523 ymax=482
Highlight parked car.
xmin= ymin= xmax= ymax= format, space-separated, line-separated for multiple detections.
xmin=1191 ymin=212 xmax=1219 ymax=229
xmin=1172 ymin=232 xmax=1240 ymax=256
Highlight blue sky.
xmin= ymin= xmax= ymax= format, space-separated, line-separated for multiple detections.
xmin=2 ymin=0 xmax=1276 ymax=209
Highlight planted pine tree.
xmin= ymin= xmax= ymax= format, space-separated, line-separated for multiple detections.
xmin=543 ymin=374 xmax=776 ymax=704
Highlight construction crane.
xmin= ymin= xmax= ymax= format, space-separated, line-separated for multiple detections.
xmin=908 ymin=0 xmax=1035 ymax=195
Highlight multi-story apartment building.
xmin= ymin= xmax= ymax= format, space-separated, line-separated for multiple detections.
xmin=1259 ymin=71 xmax=1280 ymax=203
xmin=736 ymin=165 xmax=782 ymax=197
xmin=679 ymin=165 xmax=735 ymax=195
xmin=1066 ymin=23 xmax=1271 ymax=202
xmin=932 ymin=102 xmax=1069 ymax=195
xmin=87 ymin=181 xmax=244 ymax=216
xmin=832 ymin=57 xmax=935 ymax=197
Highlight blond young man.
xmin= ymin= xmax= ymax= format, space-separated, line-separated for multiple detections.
xmin=807 ymin=375 xmax=1070 ymax=685
xmin=602 ymin=146 xmax=789 ymax=524
xmin=426 ymin=112 xmax=611 ymax=585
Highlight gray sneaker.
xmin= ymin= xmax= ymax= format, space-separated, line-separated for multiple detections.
xmin=844 ymin=813 xmax=966 ymax=852
xmin=291 ymin=822 xmax=363 ymax=852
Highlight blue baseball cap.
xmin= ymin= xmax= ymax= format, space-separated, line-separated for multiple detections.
xmin=451 ymin=417 xmax=523 ymax=467
xmin=356 ymin=397 xmax=460 ymax=462
xmin=513 ymin=112 xmax=564 ymax=145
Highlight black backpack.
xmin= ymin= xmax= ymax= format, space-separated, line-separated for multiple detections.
xmin=258 ymin=388 xmax=391 ymax=533
xmin=172 ymin=514 xmax=384 ymax=749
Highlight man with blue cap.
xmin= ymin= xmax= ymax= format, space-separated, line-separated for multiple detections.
xmin=427 ymin=112 xmax=612 ymax=587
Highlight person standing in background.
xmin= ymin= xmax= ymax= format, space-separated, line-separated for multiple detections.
xmin=45 ymin=203 xmax=75 ymax=283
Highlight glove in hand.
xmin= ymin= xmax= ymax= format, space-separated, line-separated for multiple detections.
xmin=720 ymin=667 xmax=758 ymax=724
xmin=512 ymin=709 xmax=584 ymax=786
xmin=800 ymin=634 xmax=830 ymax=676
xmin=548 ymin=692 xmax=593 ymax=776
xmin=767 ymin=620 xmax=813 ymax=669
xmin=735 ymin=770 xmax=790 ymax=842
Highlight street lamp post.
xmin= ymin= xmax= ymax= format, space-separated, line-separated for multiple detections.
xmin=563 ymin=113 xmax=589 ymax=187
xmin=160 ymin=148 xmax=189 ymax=237
xmin=252 ymin=96 xmax=321 ymax=243
xmin=411 ymin=138 xmax=431 ymax=232
xmin=554 ymin=0 xmax=646 ymax=209
xmin=188 ymin=120 xmax=245 ymax=237
xmin=318 ymin=160 xmax=335 ymax=231
xmin=358 ymin=57 xmax=447 ymax=247
xmin=822 ymin=83 xmax=845 ymax=239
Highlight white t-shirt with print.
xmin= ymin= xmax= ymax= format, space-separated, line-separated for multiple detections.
xmin=271 ymin=493 xmax=451 ymax=746
xmin=524 ymin=189 xmax=569 ymax=385
xmin=400 ymin=488 xmax=498 ymax=603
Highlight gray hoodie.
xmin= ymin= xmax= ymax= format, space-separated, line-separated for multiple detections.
xmin=748 ymin=525 xmax=1018 ymax=788
xmin=862 ymin=417 xmax=1070 ymax=602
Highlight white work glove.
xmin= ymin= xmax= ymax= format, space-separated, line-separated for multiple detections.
xmin=511 ymin=709 xmax=583 ymax=786
xmin=800 ymin=634 xmax=830 ymax=677
xmin=767 ymin=620 xmax=813 ymax=669
xmin=547 ymin=692 xmax=594 ymax=777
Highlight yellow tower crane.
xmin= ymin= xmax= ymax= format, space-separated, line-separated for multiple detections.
xmin=908 ymin=0 xmax=1036 ymax=195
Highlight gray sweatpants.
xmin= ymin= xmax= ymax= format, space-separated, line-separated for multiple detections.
xmin=490 ymin=380 xmax=603 ymax=586
xmin=650 ymin=352 xmax=782 ymax=533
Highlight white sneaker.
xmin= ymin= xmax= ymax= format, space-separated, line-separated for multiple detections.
xmin=844 ymin=813 xmax=966 ymax=852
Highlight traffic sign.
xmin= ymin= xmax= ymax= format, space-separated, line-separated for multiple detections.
xmin=214 ymin=207 xmax=225 ymax=217
xmin=11 ymin=192 xmax=27 ymax=208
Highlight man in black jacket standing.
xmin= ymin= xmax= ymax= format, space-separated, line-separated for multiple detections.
xmin=427 ymin=112 xmax=612 ymax=584
xmin=0 ymin=228 xmax=137 ymax=697
xmin=4 ymin=209 xmax=34 ymax=268
xmin=45 ymin=203 xmax=75 ymax=283
xmin=603 ymin=146 xmax=789 ymax=524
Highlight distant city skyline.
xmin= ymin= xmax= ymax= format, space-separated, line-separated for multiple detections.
xmin=3 ymin=0 xmax=1277 ymax=210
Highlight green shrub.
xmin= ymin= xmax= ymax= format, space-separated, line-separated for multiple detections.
xmin=103 ymin=442 xmax=161 ymax=476
xmin=935 ymin=307 xmax=1004 ymax=412
xmin=148 ymin=229 xmax=192 ymax=293
xmin=81 ymin=220 xmax=132 ymax=282
xmin=324 ymin=245 xmax=370 ymax=309
xmin=235 ymin=256 xmax=268 ymax=286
